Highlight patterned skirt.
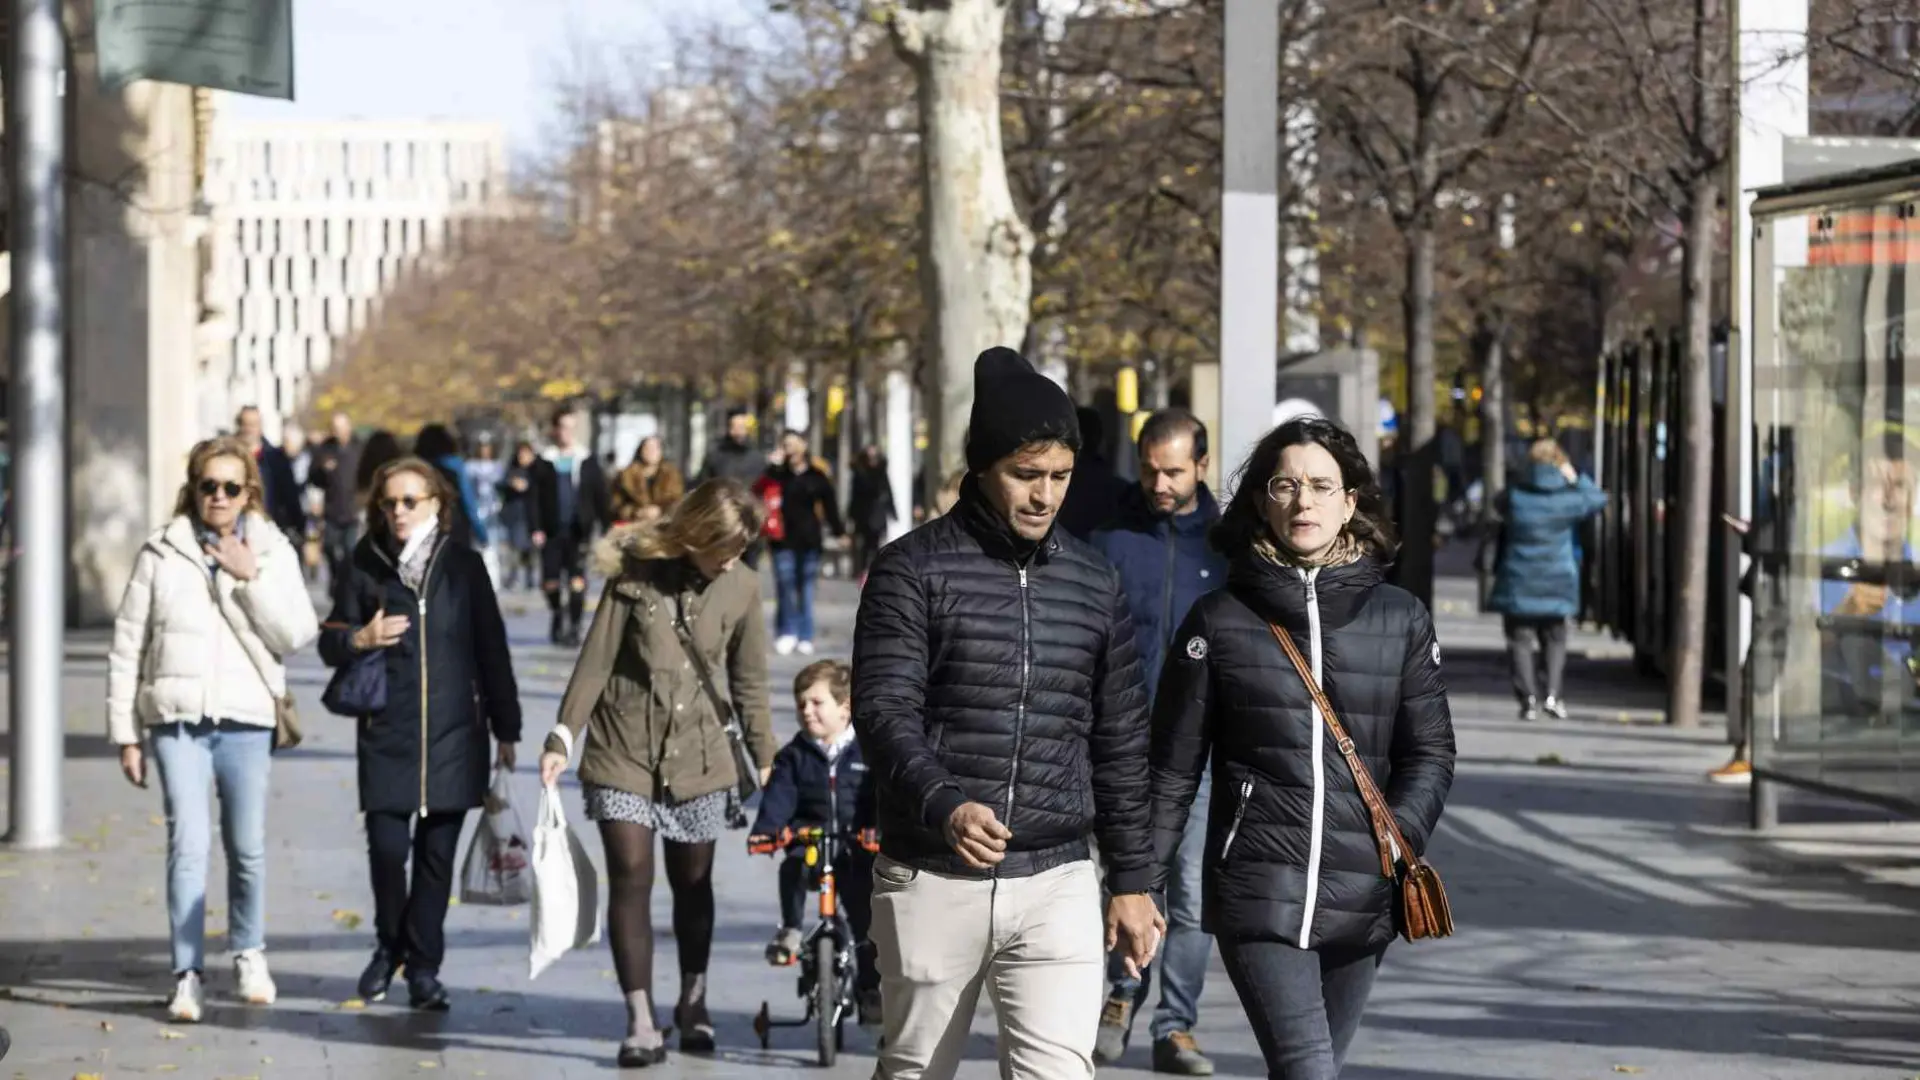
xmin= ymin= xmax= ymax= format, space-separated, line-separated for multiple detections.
xmin=581 ymin=784 xmax=729 ymax=845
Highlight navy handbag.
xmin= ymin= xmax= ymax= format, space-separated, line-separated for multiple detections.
xmin=322 ymin=649 xmax=387 ymax=717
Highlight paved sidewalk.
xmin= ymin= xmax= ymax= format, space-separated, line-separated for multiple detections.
xmin=0 ymin=567 xmax=1914 ymax=1078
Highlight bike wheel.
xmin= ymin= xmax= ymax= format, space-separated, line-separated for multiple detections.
xmin=814 ymin=937 xmax=838 ymax=1067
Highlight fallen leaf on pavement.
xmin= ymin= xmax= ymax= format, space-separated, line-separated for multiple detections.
xmin=339 ymin=999 xmax=368 ymax=1010
xmin=1536 ymin=753 xmax=1567 ymax=766
xmin=98 ymin=1021 xmax=112 ymax=1032
xmin=448 ymin=896 xmax=461 ymax=907
xmin=158 ymin=1030 xmax=185 ymax=1040
xmin=331 ymin=909 xmax=364 ymax=930
xmin=149 ymin=815 xmax=165 ymax=826
xmin=1613 ymin=1068 xmax=1644 ymax=1075
xmin=73 ymin=1073 xmax=104 ymax=1080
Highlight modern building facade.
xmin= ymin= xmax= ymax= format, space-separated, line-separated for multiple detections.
xmin=200 ymin=119 xmax=508 ymax=438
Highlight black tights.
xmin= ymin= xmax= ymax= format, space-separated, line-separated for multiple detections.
xmin=598 ymin=822 xmax=716 ymax=997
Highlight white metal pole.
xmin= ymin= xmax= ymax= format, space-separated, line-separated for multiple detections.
xmin=7 ymin=0 xmax=69 ymax=850
xmin=885 ymin=369 xmax=914 ymax=543
xmin=1220 ymin=0 xmax=1281 ymax=492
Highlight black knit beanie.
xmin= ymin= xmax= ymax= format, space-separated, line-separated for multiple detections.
xmin=965 ymin=347 xmax=1081 ymax=473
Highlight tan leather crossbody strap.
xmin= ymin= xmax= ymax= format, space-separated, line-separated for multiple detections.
xmin=1268 ymin=623 xmax=1413 ymax=880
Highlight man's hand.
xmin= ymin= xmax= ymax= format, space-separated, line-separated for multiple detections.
xmin=1106 ymin=894 xmax=1166 ymax=979
xmin=496 ymin=742 xmax=518 ymax=770
xmin=943 ymin=802 xmax=1011 ymax=869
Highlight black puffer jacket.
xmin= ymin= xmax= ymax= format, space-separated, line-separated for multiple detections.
xmin=320 ymin=534 xmax=522 ymax=815
xmin=853 ymin=477 xmax=1156 ymax=893
xmin=1150 ymin=550 xmax=1455 ymax=949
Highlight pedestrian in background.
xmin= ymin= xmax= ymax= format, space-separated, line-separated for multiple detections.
xmin=467 ymin=438 xmax=506 ymax=583
xmin=233 ymin=406 xmax=306 ymax=543
xmin=355 ymin=430 xmax=404 ymax=496
xmin=698 ymin=408 xmax=764 ymax=488
xmin=611 ymin=434 xmax=686 ymax=526
xmin=321 ymin=457 xmax=521 ymax=1013
xmin=1090 ymin=409 xmax=1226 ymax=1075
xmin=1151 ymin=417 xmax=1456 ymax=1080
xmin=1487 ymin=438 xmax=1607 ymax=721
xmin=498 ymin=440 xmax=539 ymax=591
xmin=765 ymin=429 xmax=843 ymax=656
xmin=855 ymin=347 xmax=1163 ymax=1080
xmin=532 ymin=408 xmax=613 ymax=646
xmin=312 ymin=414 xmax=364 ymax=593
xmin=414 ymin=424 xmax=487 ymax=552
xmin=1057 ymin=405 xmax=1130 ymax=541
xmin=846 ymin=444 xmax=897 ymax=580
xmin=540 ymin=479 xmax=776 ymax=1066
xmin=108 ymin=437 xmax=320 ymax=1023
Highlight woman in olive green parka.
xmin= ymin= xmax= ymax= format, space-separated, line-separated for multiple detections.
xmin=540 ymin=479 xmax=775 ymax=1067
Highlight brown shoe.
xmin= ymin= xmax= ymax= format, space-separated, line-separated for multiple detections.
xmin=1707 ymin=758 xmax=1752 ymax=785
xmin=1093 ymin=996 xmax=1132 ymax=1065
xmin=1153 ymin=1031 xmax=1215 ymax=1076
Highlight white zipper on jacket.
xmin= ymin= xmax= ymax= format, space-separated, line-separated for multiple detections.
xmin=1297 ymin=567 xmax=1326 ymax=949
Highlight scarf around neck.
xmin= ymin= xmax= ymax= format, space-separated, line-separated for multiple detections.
xmin=1256 ymin=528 xmax=1363 ymax=572
xmin=396 ymin=519 xmax=440 ymax=593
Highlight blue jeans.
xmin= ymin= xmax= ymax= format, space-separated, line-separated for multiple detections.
xmin=150 ymin=720 xmax=273 ymax=974
xmin=772 ymin=547 xmax=822 ymax=642
xmin=1219 ymin=939 xmax=1387 ymax=1079
xmin=1109 ymin=767 xmax=1211 ymax=1041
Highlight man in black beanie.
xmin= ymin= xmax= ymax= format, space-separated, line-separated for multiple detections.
xmin=854 ymin=346 xmax=1164 ymax=1079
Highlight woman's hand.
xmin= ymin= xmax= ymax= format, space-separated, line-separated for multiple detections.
xmin=350 ymin=607 xmax=410 ymax=651
xmin=539 ymin=750 xmax=568 ymax=788
xmin=496 ymin=742 xmax=518 ymax=771
xmin=119 ymin=745 xmax=147 ymax=789
xmin=204 ymin=535 xmax=259 ymax=581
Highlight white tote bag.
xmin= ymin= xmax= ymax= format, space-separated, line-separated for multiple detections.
xmin=529 ymin=784 xmax=601 ymax=979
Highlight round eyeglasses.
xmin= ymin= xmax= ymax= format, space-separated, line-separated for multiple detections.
xmin=1267 ymin=476 xmax=1348 ymax=505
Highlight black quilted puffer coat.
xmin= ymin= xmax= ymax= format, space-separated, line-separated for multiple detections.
xmin=853 ymin=476 xmax=1156 ymax=894
xmin=1150 ymin=549 xmax=1455 ymax=949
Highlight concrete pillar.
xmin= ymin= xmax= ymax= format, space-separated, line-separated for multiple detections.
xmin=1219 ymin=0 xmax=1281 ymax=499
xmin=67 ymin=45 xmax=205 ymax=625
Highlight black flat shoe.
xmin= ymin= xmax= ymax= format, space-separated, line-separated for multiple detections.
xmin=617 ymin=1041 xmax=668 ymax=1068
xmin=408 ymin=975 xmax=451 ymax=1012
xmin=358 ymin=948 xmax=400 ymax=1003
xmin=673 ymin=1007 xmax=716 ymax=1054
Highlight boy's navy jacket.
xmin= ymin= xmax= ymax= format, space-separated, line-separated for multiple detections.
xmin=751 ymin=731 xmax=875 ymax=837
xmin=1091 ymin=483 xmax=1226 ymax=700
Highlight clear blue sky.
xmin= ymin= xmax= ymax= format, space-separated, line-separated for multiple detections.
xmin=226 ymin=0 xmax=749 ymax=159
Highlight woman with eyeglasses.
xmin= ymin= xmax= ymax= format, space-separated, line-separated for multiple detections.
xmin=1148 ymin=418 xmax=1456 ymax=1079
xmin=107 ymin=437 xmax=321 ymax=1023
xmin=320 ymin=457 xmax=521 ymax=1012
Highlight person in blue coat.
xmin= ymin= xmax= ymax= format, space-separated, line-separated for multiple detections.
xmin=1089 ymin=409 xmax=1227 ymax=1075
xmin=1488 ymin=438 xmax=1608 ymax=720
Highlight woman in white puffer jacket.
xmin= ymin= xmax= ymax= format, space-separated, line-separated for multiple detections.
xmin=107 ymin=436 xmax=320 ymax=1024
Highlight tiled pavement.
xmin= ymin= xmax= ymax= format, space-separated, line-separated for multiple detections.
xmin=0 ymin=563 xmax=1915 ymax=1078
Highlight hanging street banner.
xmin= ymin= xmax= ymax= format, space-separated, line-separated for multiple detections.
xmin=97 ymin=0 xmax=294 ymax=100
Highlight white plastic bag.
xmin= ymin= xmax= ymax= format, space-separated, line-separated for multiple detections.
xmin=529 ymin=784 xmax=600 ymax=979
xmin=460 ymin=769 xmax=533 ymax=906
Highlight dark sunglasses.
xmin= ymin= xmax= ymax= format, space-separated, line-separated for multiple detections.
xmin=379 ymin=495 xmax=434 ymax=514
xmin=197 ymin=480 xmax=245 ymax=499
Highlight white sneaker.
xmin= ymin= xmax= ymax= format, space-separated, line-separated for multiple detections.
xmin=775 ymin=635 xmax=797 ymax=656
xmin=234 ymin=948 xmax=277 ymax=1005
xmin=167 ymin=970 xmax=206 ymax=1023
xmin=797 ymin=640 xmax=816 ymax=656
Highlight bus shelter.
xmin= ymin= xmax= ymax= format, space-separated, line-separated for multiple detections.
xmin=1747 ymin=159 xmax=1920 ymax=820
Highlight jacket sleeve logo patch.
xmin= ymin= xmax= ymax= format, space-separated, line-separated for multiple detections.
xmin=1431 ymin=641 xmax=1442 ymax=667
xmin=1186 ymin=636 xmax=1209 ymax=661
